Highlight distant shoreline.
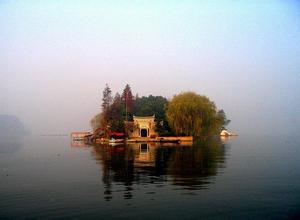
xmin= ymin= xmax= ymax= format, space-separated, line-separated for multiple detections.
xmin=40 ymin=134 xmax=69 ymax=137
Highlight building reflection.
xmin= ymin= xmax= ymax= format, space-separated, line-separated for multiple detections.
xmin=70 ymin=140 xmax=91 ymax=148
xmin=91 ymin=139 xmax=227 ymax=201
xmin=132 ymin=143 xmax=155 ymax=167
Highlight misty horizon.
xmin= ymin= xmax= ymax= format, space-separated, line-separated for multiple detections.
xmin=1 ymin=1 xmax=299 ymax=136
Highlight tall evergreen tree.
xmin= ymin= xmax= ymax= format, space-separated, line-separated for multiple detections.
xmin=102 ymin=83 xmax=112 ymax=112
xmin=121 ymin=84 xmax=134 ymax=121
xmin=108 ymin=92 xmax=125 ymax=132
xmin=101 ymin=84 xmax=113 ymax=136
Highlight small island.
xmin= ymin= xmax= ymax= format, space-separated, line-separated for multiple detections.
xmin=73 ymin=84 xmax=230 ymax=145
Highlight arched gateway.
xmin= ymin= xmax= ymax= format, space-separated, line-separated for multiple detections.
xmin=127 ymin=115 xmax=157 ymax=138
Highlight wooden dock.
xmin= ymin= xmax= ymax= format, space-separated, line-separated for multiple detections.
xmin=126 ymin=136 xmax=193 ymax=143
xmin=71 ymin=131 xmax=92 ymax=141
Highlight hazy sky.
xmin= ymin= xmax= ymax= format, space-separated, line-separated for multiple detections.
xmin=1 ymin=1 xmax=299 ymax=135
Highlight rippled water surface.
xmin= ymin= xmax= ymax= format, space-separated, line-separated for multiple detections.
xmin=0 ymin=135 xmax=299 ymax=219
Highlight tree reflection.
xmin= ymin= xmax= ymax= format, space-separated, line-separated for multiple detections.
xmin=167 ymin=139 xmax=226 ymax=189
xmin=92 ymin=144 xmax=135 ymax=201
xmin=92 ymin=138 xmax=227 ymax=200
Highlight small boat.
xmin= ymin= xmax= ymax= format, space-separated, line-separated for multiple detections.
xmin=108 ymin=138 xmax=124 ymax=145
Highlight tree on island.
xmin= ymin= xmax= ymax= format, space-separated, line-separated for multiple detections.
xmin=91 ymin=86 xmax=229 ymax=139
xmin=121 ymin=84 xmax=134 ymax=121
xmin=91 ymin=84 xmax=135 ymax=135
xmin=102 ymin=84 xmax=112 ymax=113
xmin=90 ymin=84 xmax=113 ymax=135
xmin=90 ymin=113 xmax=103 ymax=132
xmin=166 ymin=92 xmax=229 ymax=138
xmin=101 ymin=84 xmax=113 ymax=136
xmin=108 ymin=92 xmax=125 ymax=132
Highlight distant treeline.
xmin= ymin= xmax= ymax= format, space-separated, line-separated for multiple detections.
xmin=91 ymin=84 xmax=230 ymax=138
xmin=0 ymin=115 xmax=27 ymax=137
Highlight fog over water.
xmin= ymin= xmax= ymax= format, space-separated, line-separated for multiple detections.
xmin=1 ymin=1 xmax=299 ymax=136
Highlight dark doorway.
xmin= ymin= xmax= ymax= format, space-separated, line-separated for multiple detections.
xmin=141 ymin=129 xmax=148 ymax=137
xmin=140 ymin=143 xmax=148 ymax=152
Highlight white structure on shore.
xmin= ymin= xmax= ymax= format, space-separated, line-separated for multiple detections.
xmin=220 ymin=130 xmax=237 ymax=136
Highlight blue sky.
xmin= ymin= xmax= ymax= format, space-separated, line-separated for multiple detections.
xmin=1 ymin=1 xmax=299 ymax=135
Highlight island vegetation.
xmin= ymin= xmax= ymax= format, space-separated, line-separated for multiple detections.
xmin=90 ymin=84 xmax=230 ymax=140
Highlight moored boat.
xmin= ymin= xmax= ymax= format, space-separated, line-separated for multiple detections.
xmin=109 ymin=138 xmax=125 ymax=145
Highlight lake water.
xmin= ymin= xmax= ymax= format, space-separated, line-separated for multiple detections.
xmin=0 ymin=135 xmax=299 ymax=219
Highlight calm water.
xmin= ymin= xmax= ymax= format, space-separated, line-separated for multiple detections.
xmin=0 ymin=135 xmax=299 ymax=219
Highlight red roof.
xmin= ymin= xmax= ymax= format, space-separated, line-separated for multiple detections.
xmin=109 ymin=132 xmax=125 ymax=137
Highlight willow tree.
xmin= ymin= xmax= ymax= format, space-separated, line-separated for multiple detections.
xmin=166 ymin=92 xmax=228 ymax=138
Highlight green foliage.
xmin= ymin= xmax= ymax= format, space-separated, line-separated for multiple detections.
xmin=93 ymin=84 xmax=135 ymax=134
xmin=122 ymin=84 xmax=134 ymax=121
xmin=134 ymin=95 xmax=166 ymax=118
xmin=217 ymin=109 xmax=231 ymax=131
xmin=108 ymin=93 xmax=125 ymax=132
xmin=99 ymin=84 xmax=113 ymax=136
xmin=102 ymin=83 xmax=112 ymax=112
xmin=166 ymin=92 xmax=229 ymax=138
xmin=92 ymin=86 xmax=230 ymax=138
xmin=90 ymin=113 xmax=104 ymax=132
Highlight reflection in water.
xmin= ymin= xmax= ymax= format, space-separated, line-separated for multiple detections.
xmin=92 ymin=139 xmax=227 ymax=201
xmin=168 ymin=140 xmax=226 ymax=189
